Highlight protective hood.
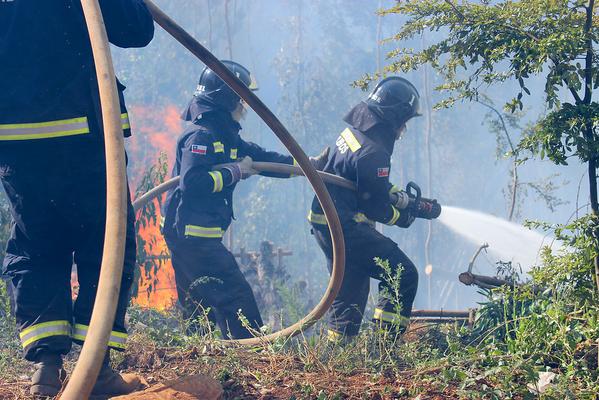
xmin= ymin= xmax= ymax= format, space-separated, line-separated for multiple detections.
xmin=180 ymin=96 xmax=223 ymax=122
xmin=342 ymin=101 xmax=387 ymax=132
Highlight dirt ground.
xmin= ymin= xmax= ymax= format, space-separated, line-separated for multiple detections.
xmin=0 ymin=327 xmax=467 ymax=400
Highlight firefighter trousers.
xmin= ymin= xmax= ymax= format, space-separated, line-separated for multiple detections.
xmin=164 ymin=235 xmax=263 ymax=339
xmin=312 ymin=221 xmax=418 ymax=337
xmin=0 ymin=142 xmax=136 ymax=361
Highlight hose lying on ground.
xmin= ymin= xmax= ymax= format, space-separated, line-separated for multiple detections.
xmin=61 ymin=0 xmax=128 ymax=399
xmin=141 ymin=0 xmax=346 ymax=346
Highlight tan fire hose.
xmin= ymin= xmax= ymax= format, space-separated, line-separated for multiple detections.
xmin=141 ymin=0 xmax=345 ymax=346
xmin=61 ymin=1 xmax=128 ymax=399
xmin=133 ymin=162 xmax=356 ymax=212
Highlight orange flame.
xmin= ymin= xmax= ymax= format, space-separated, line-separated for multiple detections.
xmin=134 ymin=204 xmax=178 ymax=310
xmin=128 ymin=104 xmax=182 ymax=310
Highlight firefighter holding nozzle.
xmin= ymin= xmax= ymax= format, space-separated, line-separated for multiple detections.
xmin=308 ymin=77 xmax=442 ymax=340
xmin=161 ymin=61 xmax=329 ymax=340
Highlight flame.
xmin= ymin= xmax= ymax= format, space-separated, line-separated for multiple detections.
xmin=127 ymin=104 xmax=182 ymax=310
xmin=134 ymin=204 xmax=178 ymax=310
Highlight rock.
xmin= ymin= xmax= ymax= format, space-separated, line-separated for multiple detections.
xmin=111 ymin=374 xmax=223 ymax=400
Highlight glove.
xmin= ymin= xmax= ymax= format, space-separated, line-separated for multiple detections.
xmin=309 ymin=147 xmax=330 ymax=171
xmin=220 ymin=156 xmax=258 ymax=184
xmin=237 ymin=156 xmax=258 ymax=179
xmin=395 ymin=208 xmax=415 ymax=228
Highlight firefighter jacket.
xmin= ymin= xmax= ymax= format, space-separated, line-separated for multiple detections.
xmin=162 ymin=110 xmax=295 ymax=240
xmin=0 ymin=0 xmax=154 ymax=144
xmin=310 ymin=103 xmax=404 ymax=228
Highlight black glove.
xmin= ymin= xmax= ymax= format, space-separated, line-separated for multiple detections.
xmin=309 ymin=147 xmax=330 ymax=171
xmin=395 ymin=208 xmax=415 ymax=228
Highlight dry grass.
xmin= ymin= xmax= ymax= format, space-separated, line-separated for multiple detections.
xmin=0 ymin=326 xmax=467 ymax=400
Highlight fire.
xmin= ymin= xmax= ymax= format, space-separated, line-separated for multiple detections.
xmin=127 ymin=104 xmax=182 ymax=310
xmin=134 ymin=205 xmax=178 ymax=310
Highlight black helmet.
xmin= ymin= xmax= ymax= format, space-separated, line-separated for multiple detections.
xmin=365 ymin=77 xmax=421 ymax=129
xmin=194 ymin=60 xmax=257 ymax=112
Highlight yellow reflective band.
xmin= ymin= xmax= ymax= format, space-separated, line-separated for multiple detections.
xmin=389 ymin=185 xmax=401 ymax=194
xmin=308 ymin=210 xmax=327 ymax=225
xmin=230 ymin=148 xmax=238 ymax=160
xmin=0 ymin=117 xmax=90 ymax=141
xmin=213 ymin=141 xmax=225 ymax=153
xmin=184 ymin=225 xmax=224 ymax=238
xmin=327 ymin=329 xmax=343 ymax=341
xmin=208 ymin=171 xmax=224 ymax=192
xmin=121 ymin=113 xmax=130 ymax=130
xmin=20 ymin=321 xmax=71 ymax=348
xmin=160 ymin=216 xmax=165 ymax=228
xmin=373 ymin=308 xmax=409 ymax=326
xmin=386 ymin=206 xmax=401 ymax=226
xmin=73 ymin=324 xmax=127 ymax=349
xmin=353 ymin=213 xmax=375 ymax=226
xmin=340 ymin=128 xmax=362 ymax=152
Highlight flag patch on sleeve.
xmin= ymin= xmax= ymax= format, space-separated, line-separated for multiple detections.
xmin=191 ymin=145 xmax=207 ymax=155
xmin=377 ymin=167 xmax=390 ymax=177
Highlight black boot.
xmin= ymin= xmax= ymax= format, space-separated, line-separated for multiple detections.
xmin=30 ymin=352 xmax=66 ymax=398
xmin=90 ymin=351 xmax=142 ymax=397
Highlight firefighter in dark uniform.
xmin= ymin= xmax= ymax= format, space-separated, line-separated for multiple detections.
xmin=0 ymin=1 xmax=154 ymax=397
xmin=161 ymin=61 xmax=328 ymax=339
xmin=309 ymin=77 xmax=425 ymax=340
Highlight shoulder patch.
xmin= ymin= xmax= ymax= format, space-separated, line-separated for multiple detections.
xmin=377 ymin=167 xmax=390 ymax=177
xmin=191 ymin=144 xmax=207 ymax=155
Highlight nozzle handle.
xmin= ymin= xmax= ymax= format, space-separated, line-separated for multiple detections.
xmin=406 ymin=181 xmax=422 ymax=203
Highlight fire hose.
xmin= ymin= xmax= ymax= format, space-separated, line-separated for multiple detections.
xmin=62 ymin=0 xmax=128 ymax=399
xmin=133 ymin=162 xmax=442 ymax=221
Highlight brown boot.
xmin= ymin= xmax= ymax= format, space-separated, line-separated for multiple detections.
xmin=30 ymin=352 xmax=66 ymax=398
xmin=90 ymin=352 xmax=142 ymax=397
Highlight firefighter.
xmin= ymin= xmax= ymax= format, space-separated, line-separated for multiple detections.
xmin=161 ymin=61 xmax=328 ymax=339
xmin=0 ymin=1 xmax=154 ymax=397
xmin=309 ymin=77 xmax=426 ymax=340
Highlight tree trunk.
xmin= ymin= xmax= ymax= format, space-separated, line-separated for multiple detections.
xmin=583 ymin=0 xmax=599 ymax=293
xmin=224 ymin=0 xmax=233 ymax=59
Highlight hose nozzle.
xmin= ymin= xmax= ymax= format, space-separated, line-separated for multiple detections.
xmin=396 ymin=181 xmax=442 ymax=220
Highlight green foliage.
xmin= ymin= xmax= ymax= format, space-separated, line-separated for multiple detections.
xmin=519 ymin=102 xmax=599 ymax=165
xmin=368 ymin=0 xmax=598 ymax=172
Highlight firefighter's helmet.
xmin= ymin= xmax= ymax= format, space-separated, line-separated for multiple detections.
xmin=365 ymin=77 xmax=421 ymax=129
xmin=193 ymin=60 xmax=258 ymax=112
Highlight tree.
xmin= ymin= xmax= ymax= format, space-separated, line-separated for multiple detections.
xmin=370 ymin=0 xmax=599 ymax=291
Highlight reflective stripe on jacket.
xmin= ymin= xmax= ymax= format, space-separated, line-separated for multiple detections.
xmin=0 ymin=113 xmax=130 ymax=141
xmin=310 ymin=125 xmax=402 ymax=227
xmin=162 ymin=111 xmax=294 ymax=240
xmin=0 ymin=1 xmax=154 ymax=142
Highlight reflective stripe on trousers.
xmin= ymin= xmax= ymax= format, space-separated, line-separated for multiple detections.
xmin=373 ymin=308 xmax=409 ymax=327
xmin=184 ymin=225 xmax=224 ymax=238
xmin=72 ymin=323 xmax=127 ymax=350
xmin=0 ymin=113 xmax=130 ymax=141
xmin=19 ymin=320 xmax=71 ymax=348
